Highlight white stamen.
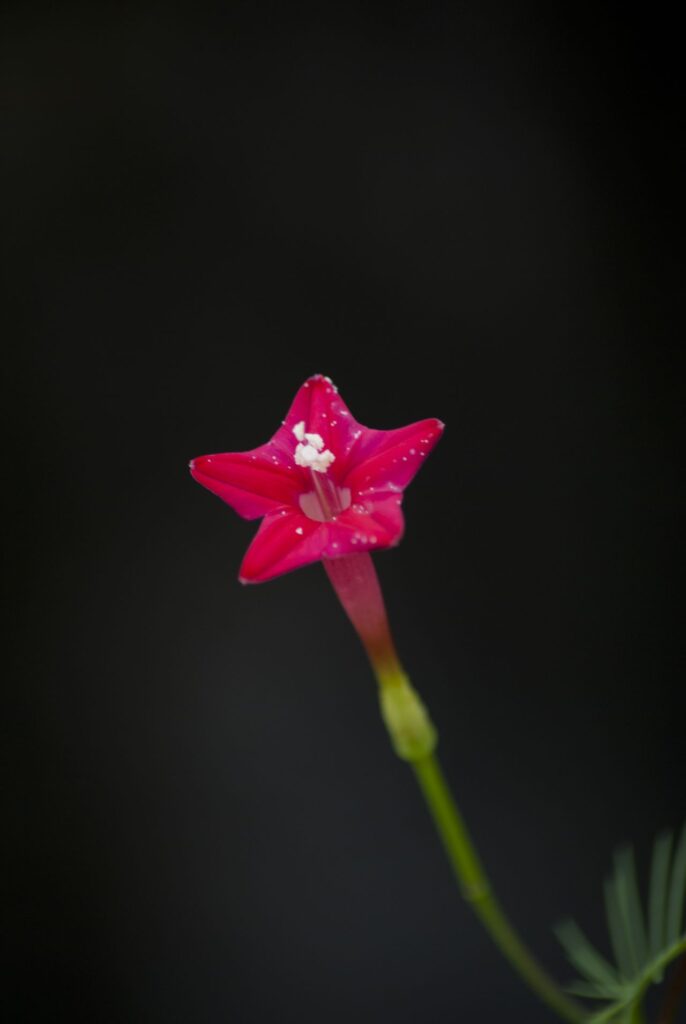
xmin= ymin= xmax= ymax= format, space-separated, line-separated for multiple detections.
xmin=304 ymin=431 xmax=324 ymax=451
xmin=293 ymin=421 xmax=306 ymax=442
xmin=294 ymin=442 xmax=336 ymax=473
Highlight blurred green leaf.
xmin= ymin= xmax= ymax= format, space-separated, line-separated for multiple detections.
xmin=556 ymin=824 xmax=686 ymax=1023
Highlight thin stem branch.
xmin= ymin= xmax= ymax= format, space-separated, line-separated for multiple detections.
xmin=412 ymin=752 xmax=585 ymax=1024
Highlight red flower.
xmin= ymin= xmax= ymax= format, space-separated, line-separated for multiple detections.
xmin=190 ymin=374 xmax=444 ymax=583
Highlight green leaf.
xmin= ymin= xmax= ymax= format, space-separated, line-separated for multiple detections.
xmin=605 ymin=873 xmax=634 ymax=981
xmin=648 ymin=831 xmax=673 ymax=958
xmin=613 ymin=847 xmax=648 ymax=974
xmin=556 ymin=919 xmax=622 ymax=993
xmin=666 ymin=822 xmax=686 ymax=945
xmin=566 ymin=980 xmax=618 ymax=1000
xmin=556 ymin=823 xmax=686 ymax=1024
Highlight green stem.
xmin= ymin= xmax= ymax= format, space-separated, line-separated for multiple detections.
xmin=323 ymin=555 xmax=584 ymax=1020
xmin=628 ymin=1002 xmax=646 ymax=1024
xmin=412 ymin=752 xmax=585 ymax=1023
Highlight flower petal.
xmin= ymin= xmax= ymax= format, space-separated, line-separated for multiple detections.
xmin=344 ymin=418 xmax=444 ymax=496
xmin=266 ymin=374 xmax=369 ymax=481
xmin=239 ymin=494 xmax=408 ymax=582
xmin=239 ymin=509 xmax=327 ymax=582
xmin=325 ymin=494 xmax=406 ymax=555
xmin=190 ymin=448 xmax=301 ymax=520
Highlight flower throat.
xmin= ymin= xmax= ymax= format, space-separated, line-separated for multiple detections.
xmin=292 ymin=420 xmax=351 ymax=522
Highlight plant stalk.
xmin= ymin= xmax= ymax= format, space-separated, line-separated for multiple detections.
xmin=324 ymin=554 xmax=584 ymax=1022
xmin=411 ymin=752 xmax=585 ymax=1023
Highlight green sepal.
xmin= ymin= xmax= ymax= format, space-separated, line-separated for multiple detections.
xmin=379 ymin=676 xmax=437 ymax=761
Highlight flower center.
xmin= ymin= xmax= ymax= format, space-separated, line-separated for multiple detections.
xmin=292 ymin=421 xmax=350 ymax=521
xmin=299 ymin=479 xmax=352 ymax=522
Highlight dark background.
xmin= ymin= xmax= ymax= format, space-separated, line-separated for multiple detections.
xmin=4 ymin=3 xmax=684 ymax=1022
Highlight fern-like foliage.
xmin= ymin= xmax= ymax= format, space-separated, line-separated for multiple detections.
xmin=556 ymin=824 xmax=686 ymax=1023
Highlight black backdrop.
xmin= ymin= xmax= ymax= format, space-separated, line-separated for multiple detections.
xmin=4 ymin=4 xmax=684 ymax=1022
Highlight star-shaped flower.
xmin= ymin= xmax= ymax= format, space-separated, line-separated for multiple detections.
xmin=190 ymin=374 xmax=444 ymax=583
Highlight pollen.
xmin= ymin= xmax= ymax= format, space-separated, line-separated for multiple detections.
xmin=304 ymin=431 xmax=324 ymax=451
xmin=294 ymin=442 xmax=336 ymax=473
xmin=293 ymin=421 xmax=306 ymax=442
